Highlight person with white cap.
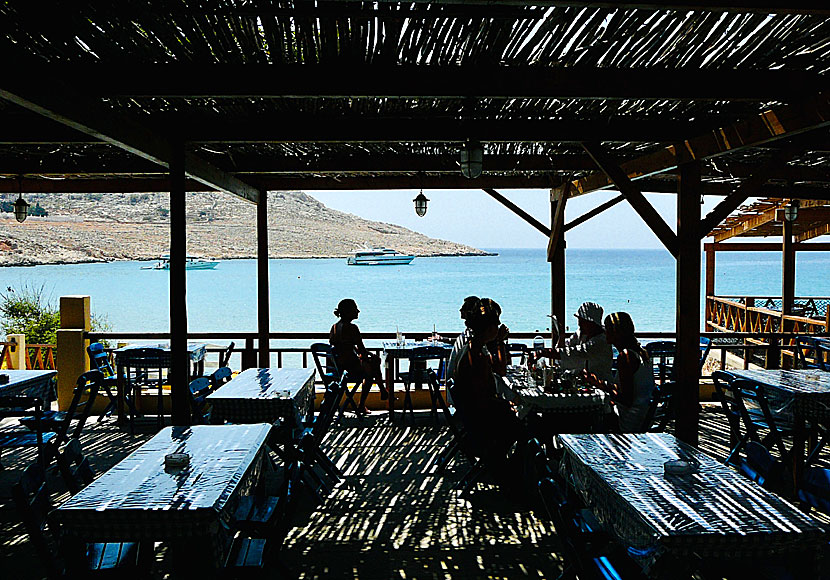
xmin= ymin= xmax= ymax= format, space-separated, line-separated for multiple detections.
xmin=532 ymin=301 xmax=614 ymax=383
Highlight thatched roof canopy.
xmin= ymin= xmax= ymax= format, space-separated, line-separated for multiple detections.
xmin=0 ymin=1 xmax=828 ymax=205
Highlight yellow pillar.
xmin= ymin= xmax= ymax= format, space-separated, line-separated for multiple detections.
xmin=7 ymin=334 xmax=26 ymax=370
xmin=56 ymin=296 xmax=91 ymax=411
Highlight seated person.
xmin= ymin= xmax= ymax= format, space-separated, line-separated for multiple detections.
xmin=533 ymin=301 xmax=614 ymax=383
xmin=452 ymin=297 xmax=528 ymax=485
xmin=329 ymin=298 xmax=387 ymax=415
xmin=445 ymin=296 xmax=510 ymax=381
xmin=583 ymin=311 xmax=655 ymax=433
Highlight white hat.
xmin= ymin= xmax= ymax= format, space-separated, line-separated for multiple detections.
xmin=574 ymin=302 xmax=604 ymax=326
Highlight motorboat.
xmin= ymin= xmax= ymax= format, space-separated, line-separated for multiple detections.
xmin=142 ymin=254 xmax=219 ymax=270
xmin=346 ymin=247 xmax=414 ymax=266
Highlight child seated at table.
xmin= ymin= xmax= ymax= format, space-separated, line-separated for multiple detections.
xmin=329 ymin=298 xmax=388 ymax=415
xmin=583 ymin=311 xmax=655 ymax=433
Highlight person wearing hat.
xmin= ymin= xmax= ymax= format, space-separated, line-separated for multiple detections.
xmin=330 ymin=298 xmax=388 ymax=415
xmin=532 ymin=301 xmax=614 ymax=383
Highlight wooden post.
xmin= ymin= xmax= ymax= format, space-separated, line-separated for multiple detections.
xmin=56 ymin=296 xmax=90 ymax=411
xmin=675 ymin=161 xmax=701 ymax=446
xmin=169 ymin=142 xmax=190 ymax=425
xmin=549 ymin=188 xmax=566 ymax=347
xmin=257 ymin=190 xmax=270 ymax=368
xmin=704 ymin=246 xmax=715 ymax=331
xmin=781 ymin=217 xmax=795 ymax=368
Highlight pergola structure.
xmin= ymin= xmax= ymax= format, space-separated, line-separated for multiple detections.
xmin=1 ymin=1 xmax=829 ymax=444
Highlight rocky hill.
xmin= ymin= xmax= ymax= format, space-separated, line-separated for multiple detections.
xmin=0 ymin=191 xmax=488 ymax=266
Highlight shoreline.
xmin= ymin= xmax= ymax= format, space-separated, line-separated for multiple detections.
xmin=0 ymin=251 xmax=499 ymax=268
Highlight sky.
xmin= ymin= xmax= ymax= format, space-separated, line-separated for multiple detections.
xmin=311 ymin=188 xmax=728 ymax=250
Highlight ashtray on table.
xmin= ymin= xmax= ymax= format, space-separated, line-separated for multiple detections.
xmin=164 ymin=453 xmax=190 ymax=469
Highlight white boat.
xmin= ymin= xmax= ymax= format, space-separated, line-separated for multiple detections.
xmin=142 ymin=255 xmax=219 ymax=270
xmin=346 ymin=247 xmax=414 ymax=266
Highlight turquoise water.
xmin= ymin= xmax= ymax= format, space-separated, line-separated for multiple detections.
xmin=0 ymin=249 xmax=827 ymax=339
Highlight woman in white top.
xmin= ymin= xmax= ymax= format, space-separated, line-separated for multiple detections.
xmin=584 ymin=311 xmax=655 ymax=433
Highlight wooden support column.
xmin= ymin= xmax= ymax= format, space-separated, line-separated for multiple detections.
xmin=675 ymin=161 xmax=701 ymax=446
xmin=257 ymin=190 xmax=270 ymax=368
xmin=169 ymin=142 xmax=190 ymax=425
xmin=782 ymin=216 xmax=795 ymax=368
xmin=548 ymin=186 xmax=567 ymax=346
xmin=704 ymin=246 xmax=716 ymax=331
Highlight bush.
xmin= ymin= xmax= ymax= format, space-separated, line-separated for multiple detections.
xmin=0 ymin=285 xmax=111 ymax=346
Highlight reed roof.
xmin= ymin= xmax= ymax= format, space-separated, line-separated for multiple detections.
xmin=0 ymin=1 xmax=828 ymax=207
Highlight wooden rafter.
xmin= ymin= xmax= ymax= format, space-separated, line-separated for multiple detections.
xmin=0 ymin=86 xmax=260 ymax=204
xmin=483 ymin=189 xmax=551 ymax=237
xmin=797 ymin=223 xmax=830 ymax=242
xmin=564 ymin=194 xmax=625 ymax=232
xmin=360 ymin=1 xmax=829 ymax=14
xmin=582 ymin=142 xmax=679 ymax=256
xmin=571 ymin=92 xmax=830 ymax=196
xmin=14 ymin=66 xmax=823 ymax=102
xmin=711 ymin=199 xmax=830 ymax=241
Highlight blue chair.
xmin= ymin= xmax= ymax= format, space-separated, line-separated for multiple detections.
xmin=0 ymin=395 xmax=57 ymax=472
xmin=794 ymin=336 xmax=829 ymax=371
xmin=310 ymin=343 xmax=341 ymax=390
xmin=699 ymin=337 xmax=712 ymax=371
xmin=644 ymin=341 xmax=675 ymax=385
xmin=86 ymin=342 xmax=122 ymax=421
xmin=55 ymin=438 xmax=95 ymax=495
xmin=121 ymin=347 xmax=170 ymax=428
xmin=188 ymin=377 xmax=213 ymax=424
xmin=209 ymin=366 xmax=232 ymax=391
xmin=20 ymin=370 xmax=101 ymax=448
xmin=640 ymin=381 xmax=677 ymax=433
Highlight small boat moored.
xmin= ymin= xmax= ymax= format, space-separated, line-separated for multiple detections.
xmin=347 ymin=247 xmax=414 ymax=266
xmin=142 ymin=254 xmax=219 ymax=270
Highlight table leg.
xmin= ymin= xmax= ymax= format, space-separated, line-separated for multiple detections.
xmin=385 ymin=357 xmax=395 ymax=419
xmin=116 ymin=363 xmax=126 ymax=424
xmin=792 ymin=415 xmax=807 ymax=496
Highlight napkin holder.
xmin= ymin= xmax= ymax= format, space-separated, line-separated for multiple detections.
xmin=165 ymin=452 xmax=190 ymax=469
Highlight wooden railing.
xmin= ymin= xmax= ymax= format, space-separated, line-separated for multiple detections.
xmin=706 ymin=296 xmax=830 ymax=367
xmin=0 ymin=341 xmax=56 ymax=370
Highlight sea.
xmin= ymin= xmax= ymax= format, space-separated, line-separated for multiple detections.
xmin=0 ymin=248 xmax=827 ymax=346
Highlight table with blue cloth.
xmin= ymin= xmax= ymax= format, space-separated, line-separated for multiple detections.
xmin=52 ymin=423 xmax=273 ymax=571
xmin=558 ymin=432 xmax=826 ymax=578
xmin=382 ymin=340 xmax=453 ymax=418
xmin=0 ymin=369 xmax=57 ymax=401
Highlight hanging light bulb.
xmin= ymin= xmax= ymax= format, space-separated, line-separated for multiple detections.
xmin=13 ymin=177 xmax=28 ymax=223
xmin=459 ymin=139 xmax=483 ymax=179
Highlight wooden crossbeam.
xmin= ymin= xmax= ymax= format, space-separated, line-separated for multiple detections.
xmin=797 ymin=223 xmax=830 ymax=242
xmin=482 ymin=189 xmax=551 ymax=237
xmin=15 ymin=66 xmax=821 ymax=102
xmin=704 ymin=242 xmax=830 ymax=251
xmin=582 ymin=142 xmax=679 ymax=256
xmin=572 ymin=92 xmax=830 ymax=195
xmin=698 ymin=141 xmax=804 ymax=237
xmin=563 ymin=194 xmax=625 ymax=232
xmin=547 ymin=185 xmax=568 ymax=261
xmin=712 ymin=199 xmax=829 ymax=241
xmin=0 ymin=86 xmax=260 ymax=204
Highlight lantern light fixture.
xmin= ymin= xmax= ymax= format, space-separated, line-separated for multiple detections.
xmin=459 ymin=139 xmax=483 ymax=179
xmin=13 ymin=176 xmax=28 ymax=223
xmin=414 ymin=190 xmax=429 ymax=217
xmin=784 ymin=199 xmax=799 ymax=223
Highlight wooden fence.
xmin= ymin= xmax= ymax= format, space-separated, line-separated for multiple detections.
xmin=0 ymin=341 xmax=57 ymax=370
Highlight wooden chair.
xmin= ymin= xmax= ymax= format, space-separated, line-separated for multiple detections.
xmin=12 ymin=463 xmax=149 ymax=579
xmin=505 ymin=343 xmax=528 ymax=366
xmin=644 ymin=341 xmax=676 ymax=385
xmin=397 ymin=345 xmax=450 ymax=424
xmin=86 ymin=342 xmax=123 ymax=421
xmin=0 ymin=395 xmax=57 ymax=472
xmin=210 ymin=366 xmax=233 ymax=390
xmin=794 ymin=336 xmax=830 ymax=371
xmin=188 ymin=377 xmax=214 ymax=424
xmin=55 ymin=438 xmax=95 ymax=495
xmin=20 ymin=370 xmax=101 ymax=448
xmin=310 ymin=343 xmax=341 ymax=390
xmin=640 ymin=381 xmax=677 ymax=433
xmin=122 ymin=347 xmax=170 ymax=428
xmin=219 ymin=341 xmax=236 ymax=368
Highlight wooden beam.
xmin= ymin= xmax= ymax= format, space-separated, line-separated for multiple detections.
xmin=705 ymin=246 xmax=716 ymax=331
xmin=547 ymin=185 xmax=568 ymax=261
xmin=699 ymin=142 xmax=803 ymax=237
xmin=572 ymin=92 xmax=830 ymax=195
xmin=705 ymin=242 xmax=830 ymax=251
xmin=711 ymin=199 xmax=828 ymax=242
xmin=675 ymin=161 xmax=702 ymax=445
xmin=563 ymin=194 xmax=625 ymax=232
xmin=362 ymin=1 xmax=830 ymax=15
xmin=482 ymin=188 xmax=551 ymax=237
xmin=796 ymin=223 xmax=830 ymax=243
xmin=169 ymin=142 xmax=190 ymax=426
xmin=581 ymin=142 xmax=679 ymax=256
xmin=257 ymin=191 xmax=270 ymax=368
xmin=0 ymin=86 xmax=260 ymax=204
xmin=23 ymin=65 xmax=823 ymax=101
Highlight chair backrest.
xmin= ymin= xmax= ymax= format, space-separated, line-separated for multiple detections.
xmin=640 ymin=381 xmax=677 ymax=433
xmin=11 ymin=463 xmax=60 ymax=575
xmin=189 ymin=377 xmax=213 ymax=423
xmin=219 ymin=341 xmax=236 ymax=368
xmin=739 ymin=441 xmax=784 ymax=491
xmin=311 ymin=343 xmax=341 ymax=387
xmin=505 ymin=343 xmax=528 ymax=366
xmin=795 ymin=336 xmax=829 ymax=371
xmin=313 ymin=371 xmax=350 ymax=439
xmin=122 ymin=347 xmax=171 ymax=369
xmin=210 ymin=366 xmax=233 ymax=390
xmin=644 ymin=341 xmax=676 ymax=384
xmin=87 ymin=342 xmax=116 ymax=379
xmin=56 ymin=438 xmax=95 ymax=495
xmin=699 ymin=337 xmax=711 ymax=371
xmin=55 ymin=371 xmax=102 ymax=445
